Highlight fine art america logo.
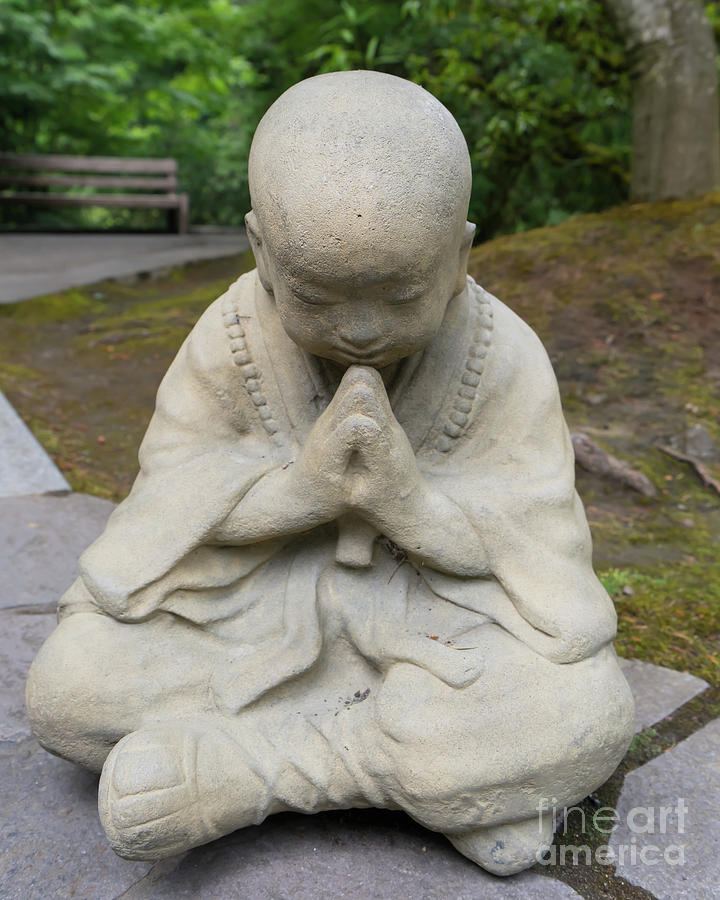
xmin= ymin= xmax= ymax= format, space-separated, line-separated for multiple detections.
xmin=536 ymin=797 xmax=688 ymax=867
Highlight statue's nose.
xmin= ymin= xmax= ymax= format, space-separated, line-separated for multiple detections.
xmin=338 ymin=321 xmax=380 ymax=348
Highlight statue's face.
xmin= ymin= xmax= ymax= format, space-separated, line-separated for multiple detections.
xmin=262 ymin=227 xmax=465 ymax=369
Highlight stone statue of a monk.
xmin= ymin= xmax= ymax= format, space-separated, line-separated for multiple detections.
xmin=27 ymin=70 xmax=634 ymax=876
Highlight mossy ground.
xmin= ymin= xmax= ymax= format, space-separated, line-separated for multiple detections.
xmin=2 ymin=206 xmax=719 ymax=900
xmin=469 ymin=194 xmax=720 ymax=687
xmin=1 ymin=200 xmax=718 ymax=691
xmin=0 ymin=251 xmax=254 ymax=500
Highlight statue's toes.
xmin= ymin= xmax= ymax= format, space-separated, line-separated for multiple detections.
xmin=99 ymin=725 xmax=213 ymax=860
xmin=447 ymin=813 xmax=554 ymax=875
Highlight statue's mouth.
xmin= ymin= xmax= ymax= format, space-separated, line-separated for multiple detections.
xmin=331 ymin=345 xmax=388 ymax=366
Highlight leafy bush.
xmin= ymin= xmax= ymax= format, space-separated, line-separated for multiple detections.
xmin=0 ymin=0 xmax=635 ymax=235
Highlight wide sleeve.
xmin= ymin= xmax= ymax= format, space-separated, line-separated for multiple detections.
xmin=73 ymin=279 xmax=280 ymax=621
xmin=423 ymin=298 xmax=617 ymax=664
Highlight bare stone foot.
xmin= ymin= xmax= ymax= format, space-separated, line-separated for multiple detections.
xmin=98 ymin=721 xmax=265 ymax=860
xmin=446 ymin=813 xmax=554 ymax=875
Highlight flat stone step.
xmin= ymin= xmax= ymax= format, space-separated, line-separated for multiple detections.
xmin=1 ymin=737 xmax=152 ymax=899
xmin=1 ymin=729 xmax=583 ymax=900
xmin=619 ymin=657 xmax=708 ymax=733
xmin=1 ymin=603 xmax=580 ymax=898
xmin=0 ymin=492 xmax=583 ymax=897
xmin=108 ymin=807 xmax=583 ymax=900
xmin=0 ymin=492 xmax=114 ymax=742
xmin=1 ymin=489 xmax=709 ymax=897
xmin=0 ymin=608 xmax=56 ymax=741
xmin=610 ymin=716 xmax=720 ymax=899
xmin=0 ymin=492 xmax=115 ymax=609
xmin=0 ymin=391 xmax=70 ymax=498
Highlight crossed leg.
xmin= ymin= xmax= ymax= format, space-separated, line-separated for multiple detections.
xmin=26 ymin=610 xmax=368 ymax=859
xmin=26 ymin=611 xmax=219 ymax=772
xmin=26 ymin=609 xmax=634 ymax=873
xmin=365 ymin=628 xmax=635 ymax=874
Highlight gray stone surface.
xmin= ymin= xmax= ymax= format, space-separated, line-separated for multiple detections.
xmin=122 ymin=809 xmax=582 ymax=900
xmin=0 ymin=608 xmax=56 ymax=740
xmin=0 ymin=490 xmax=114 ymax=739
xmin=0 ymin=232 xmax=248 ymax=304
xmin=0 ymin=614 xmax=583 ymax=900
xmin=0 ymin=610 xmax=579 ymax=900
xmin=0 ymin=487 xmax=581 ymax=897
xmin=1 ymin=739 xmax=152 ymax=900
xmin=0 ymin=392 xmax=70 ymax=497
xmin=0 ymin=489 xmax=707 ymax=896
xmin=611 ymin=716 xmax=720 ymax=899
xmin=619 ymin=657 xmax=708 ymax=732
xmin=683 ymin=424 xmax=719 ymax=462
xmin=1 ymin=740 xmax=582 ymax=900
xmin=0 ymin=492 xmax=116 ymax=610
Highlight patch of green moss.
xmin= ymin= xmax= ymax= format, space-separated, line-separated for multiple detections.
xmin=0 ymin=288 xmax=99 ymax=323
xmin=0 ymin=360 xmax=43 ymax=382
xmin=627 ymin=727 xmax=663 ymax=762
xmin=597 ymin=545 xmax=720 ymax=685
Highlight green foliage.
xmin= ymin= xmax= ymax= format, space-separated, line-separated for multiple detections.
xmin=0 ymin=0 xmax=258 ymax=225
xmin=224 ymin=0 xmax=634 ymax=237
xmin=0 ymin=0 xmax=654 ymax=235
xmin=399 ymin=0 xmax=632 ymax=235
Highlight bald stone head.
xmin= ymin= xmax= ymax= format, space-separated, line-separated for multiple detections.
xmin=246 ymin=71 xmax=476 ymax=368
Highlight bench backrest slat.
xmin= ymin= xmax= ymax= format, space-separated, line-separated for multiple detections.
xmin=0 ymin=173 xmax=177 ymax=191
xmin=0 ymin=153 xmax=177 ymax=175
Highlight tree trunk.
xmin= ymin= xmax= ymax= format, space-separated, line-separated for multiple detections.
xmin=604 ymin=0 xmax=720 ymax=201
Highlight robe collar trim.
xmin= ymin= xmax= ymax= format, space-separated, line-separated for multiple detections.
xmin=219 ymin=273 xmax=493 ymax=453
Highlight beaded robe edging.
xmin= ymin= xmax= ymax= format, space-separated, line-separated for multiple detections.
xmin=436 ymin=277 xmax=494 ymax=452
xmin=220 ymin=290 xmax=280 ymax=437
xmin=220 ymin=275 xmax=493 ymax=449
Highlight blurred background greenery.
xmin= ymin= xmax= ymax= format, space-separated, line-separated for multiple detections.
xmin=1 ymin=0 xmax=718 ymax=238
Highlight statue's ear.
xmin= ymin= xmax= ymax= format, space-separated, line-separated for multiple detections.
xmin=245 ymin=211 xmax=273 ymax=294
xmin=454 ymin=220 xmax=476 ymax=294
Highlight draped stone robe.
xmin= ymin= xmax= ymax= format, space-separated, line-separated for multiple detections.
xmin=60 ymin=271 xmax=617 ymax=715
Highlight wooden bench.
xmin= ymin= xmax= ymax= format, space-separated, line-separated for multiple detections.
xmin=0 ymin=153 xmax=189 ymax=233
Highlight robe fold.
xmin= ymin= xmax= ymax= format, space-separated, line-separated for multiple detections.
xmin=62 ymin=271 xmax=617 ymax=711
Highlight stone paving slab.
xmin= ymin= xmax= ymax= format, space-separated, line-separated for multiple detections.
xmin=619 ymin=657 xmax=708 ymax=733
xmin=1 ymin=738 xmax=581 ymax=900
xmin=0 ymin=611 xmax=580 ymax=900
xmin=610 ymin=716 xmax=720 ymax=899
xmin=120 ymin=809 xmax=582 ymax=900
xmin=0 ymin=608 xmax=56 ymax=740
xmin=0 ymin=232 xmax=248 ymax=304
xmin=0 ymin=490 xmax=584 ymax=898
xmin=0 ymin=391 xmax=70 ymax=497
xmin=0 ymin=492 xmax=115 ymax=609
xmin=1 ymin=738 xmax=152 ymax=900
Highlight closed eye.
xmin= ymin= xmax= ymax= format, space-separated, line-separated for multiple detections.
xmin=385 ymin=292 xmax=424 ymax=305
xmin=293 ymin=291 xmax=334 ymax=306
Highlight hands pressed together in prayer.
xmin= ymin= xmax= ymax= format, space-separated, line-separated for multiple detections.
xmin=290 ymin=365 xmax=421 ymax=528
xmin=217 ymin=366 xmax=488 ymax=577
